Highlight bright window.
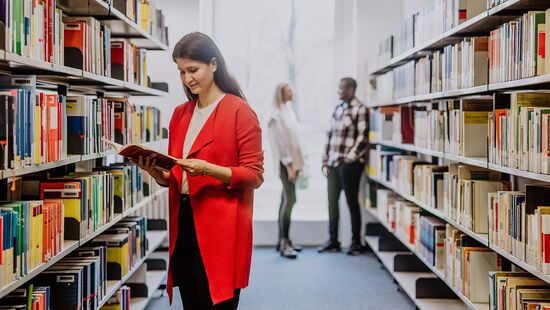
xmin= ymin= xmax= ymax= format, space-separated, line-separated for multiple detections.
xmin=215 ymin=0 xmax=337 ymax=220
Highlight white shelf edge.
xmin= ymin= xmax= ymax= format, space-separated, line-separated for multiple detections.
xmin=365 ymin=209 xmax=488 ymax=310
xmin=364 ymin=236 xmax=468 ymax=310
xmin=0 ymin=240 xmax=79 ymax=299
xmin=489 ymin=243 xmax=550 ymax=286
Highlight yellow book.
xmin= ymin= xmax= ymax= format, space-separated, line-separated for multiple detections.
xmin=140 ymin=1 xmax=150 ymax=32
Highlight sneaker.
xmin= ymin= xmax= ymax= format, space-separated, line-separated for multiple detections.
xmin=317 ymin=240 xmax=341 ymax=253
xmin=347 ymin=242 xmax=363 ymax=256
xmin=280 ymin=239 xmax=297 ymax=259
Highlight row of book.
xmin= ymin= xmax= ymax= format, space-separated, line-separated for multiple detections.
xmin=489 ymin=185 xmax=550 ymax=274
xmin=0 ymin=285 xmax=51 ymax=310
xmin=374 ymin=10 xmax=550 ymax=105
xmin=0 ymin=200 xmax=64 ymax=287
xmin=489 ymin=92 xmax=550 ymax=175
xmin=1 ymin=1 xmax=160 ymax=85
xmin=18 ymin=213 xmax=145 ymax=310
xmin=373 ymin=188 xmax=505 ymax=304
xmin=34 ymin=215 xmax=147 ymax=310
xmin=0 ymin=163 xmax=165 ymax=290
xmin=63 ymin=15 xmax=149 ymax=86
xmin=0 ymin=84 xmax=67 ymax=170
xmin=370 ymin=148 xmax=550 ymax=277
xmin=114 ymin=0 xmax=169 ymax=46
xmin=378 ymin=0 xmax=486 ymax=63
xmin=3 ymin=0 xmax=65 ymax=65
xmin=489 ymin=10 xmax=548 ymax=84
xmin=370 ymin=92 xmax=550 ymax=175
xmin=0 ymin=77 xmax=163 ymax=171
xmin=386 ymin=36 xmax=489 ymax=100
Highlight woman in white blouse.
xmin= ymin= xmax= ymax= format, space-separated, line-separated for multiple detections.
xmin=268 ymin=83 xmax=305 ymax=259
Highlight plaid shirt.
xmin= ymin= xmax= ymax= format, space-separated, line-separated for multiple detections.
xmin=323 ymin=98 xmax=368 ymax=167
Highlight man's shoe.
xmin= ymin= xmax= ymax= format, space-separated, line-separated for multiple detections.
xmin=288 ymin=239 xmax=302 ymax=252
xmin=317 ymin=241 xmax=341 ymax=253
xmin=347 ymin=243 xmax=363 ymax=256
xmin=280 ymin=239 xmax=297 ymax=259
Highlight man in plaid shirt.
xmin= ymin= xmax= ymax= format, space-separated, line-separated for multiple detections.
xmin=318 ymin=77 xmax=368 ymax=256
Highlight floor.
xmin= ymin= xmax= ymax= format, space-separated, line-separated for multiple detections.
xmin=147 ymin=247 xmax=415 ymax=310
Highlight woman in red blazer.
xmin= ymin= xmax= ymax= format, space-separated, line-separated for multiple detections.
xmin=135 ymin=32 xmax=264 ymax=309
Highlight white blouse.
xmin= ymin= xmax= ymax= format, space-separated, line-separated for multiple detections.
xmin=268 ymin=102 xmax=304 ymax=171
xmin=180 ymin=94 xmax=225 ymax=194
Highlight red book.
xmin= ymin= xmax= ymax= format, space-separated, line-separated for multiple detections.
xmin=111 ymin=40 xmax=127 ymax=81
xmin=64 ymin=22 xmax=86 ymax=70
xmin=104 ymin=139 xmax=177 ymax=172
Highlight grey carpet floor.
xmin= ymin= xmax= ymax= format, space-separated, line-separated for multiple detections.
xmin=146 ymin=247 xmax=415 ymax=310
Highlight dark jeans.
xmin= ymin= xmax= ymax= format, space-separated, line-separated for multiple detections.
xmin=278 ymin=162 xmax=297 ymax=240
xmin=327 ymin=162 xmax=363 ymax=244
xmin=173 ymin=195 xmax=241 ymax=310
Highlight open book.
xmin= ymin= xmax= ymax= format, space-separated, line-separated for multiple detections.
xmin=103 ymin=138 xmax=177 ymax=172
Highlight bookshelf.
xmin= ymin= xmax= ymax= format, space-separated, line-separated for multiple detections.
xmin=369 ymin=140 xmax=550 ymax=183
xmin=0 ymin=1 xmax=172 ymax=308
xmin=367 ymin=1 xmax=550 ymax=309
xmin=364 ymin=208 xmax=489 ymax=310
xmin=0 ymin=187 xmax=168 ymax=300
xmin=97 ymin=230 xmax=168 ymax=309
xmin=0 ymin=139 xmax=168 ymax=180
xmin=370 ymin=0 xmax=550 ymax=76
xmin=364 ymin=234 xmax=468 ymax=310
xmin=56 ymin=0 xmax=169 ymax=50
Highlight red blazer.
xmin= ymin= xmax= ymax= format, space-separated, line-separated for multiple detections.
xmin=166 ymin=94 xmax=264 ymax=304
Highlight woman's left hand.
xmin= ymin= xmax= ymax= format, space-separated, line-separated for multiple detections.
xmin=178 ymin=159 xmax=209 ymax=176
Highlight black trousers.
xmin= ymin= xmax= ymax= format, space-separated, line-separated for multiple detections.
xmin=278 ymin=162 xmax=297 ymax=240
xmin=173 ymin=195 xmax=241 ymax=310
xmin=327 ymin=162 xmax=363 ymax=244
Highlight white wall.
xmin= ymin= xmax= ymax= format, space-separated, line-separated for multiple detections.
xmin=402 ymin=0 xmax=431 ymax=17
xmin=355 ymin=0 xmax=404 ymax=103
xmin=132 ymin=0 xmax=200 ymax=129
xmin=334 ymin=0 xmax=357 ymax=81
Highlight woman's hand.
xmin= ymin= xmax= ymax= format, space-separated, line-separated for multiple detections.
xmin=131 ymin=156 xmax=169 ymax=187
xmin=178 ymin=159 xmax=209 ymax=176
xmin=132 ymin=155 xmax=157 ymax=173
xmin=286 ymin=164 xmax=297 ymax=184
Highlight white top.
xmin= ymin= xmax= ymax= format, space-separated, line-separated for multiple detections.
xmin=181 ymin=94 xmax=225 ymax=194
xmin=268 ymin=101 xmax=304 ymax=171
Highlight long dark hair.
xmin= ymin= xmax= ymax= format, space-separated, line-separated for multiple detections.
xmin=172 ymin=32 xmax=245 ymax=101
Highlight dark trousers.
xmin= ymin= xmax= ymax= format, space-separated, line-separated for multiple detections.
xmin=278 ymin=162 xmax=297 ymax=240
xmin=327 ymin=162 xmax=363 ymax=244
xmin=173 ymin=195 xmax=241 ymax=310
